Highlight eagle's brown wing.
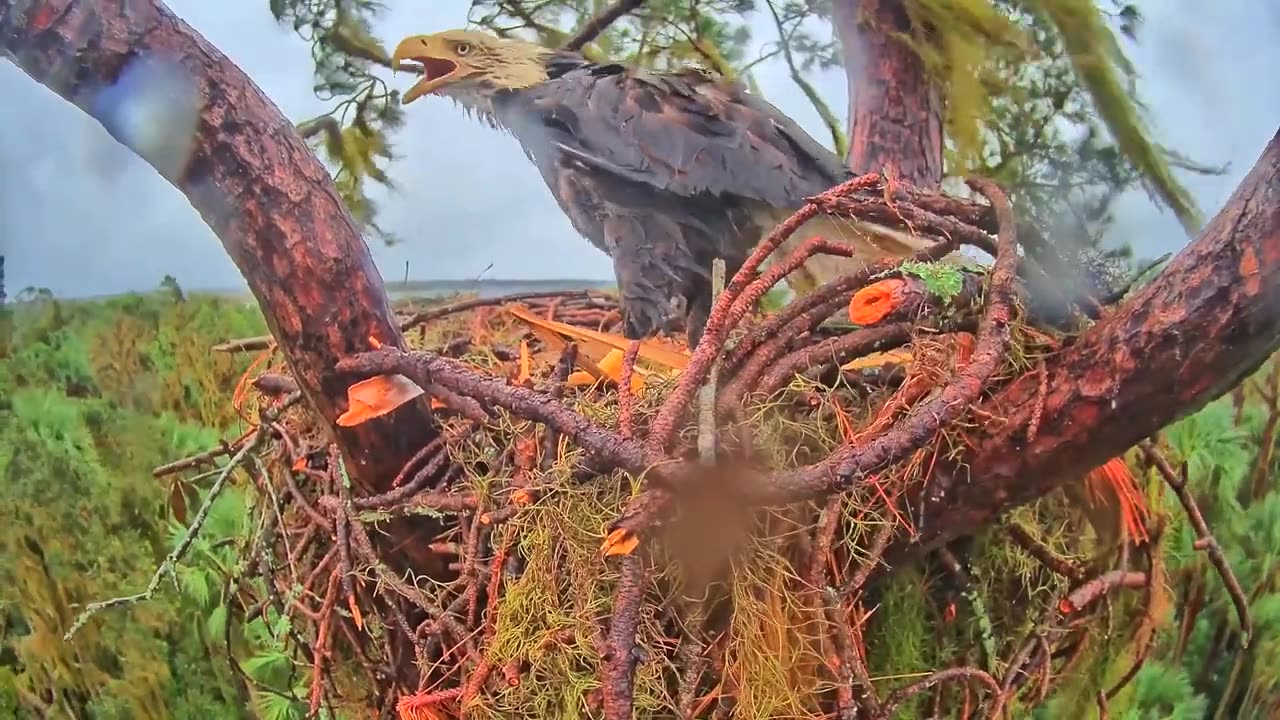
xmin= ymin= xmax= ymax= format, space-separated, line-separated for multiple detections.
xmin=516 ymin=54 xmax=850 ymax=204
xmin=493 ymin=54 xmax=851 ymax=342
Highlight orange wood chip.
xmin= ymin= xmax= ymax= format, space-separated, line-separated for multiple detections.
xmin=516 ymin=339 xmax=533 ymax=385
xmin=952 ymin=332 xmax=977 ymax=367
xmin=348 ymin=596 xmax=364 ymax=630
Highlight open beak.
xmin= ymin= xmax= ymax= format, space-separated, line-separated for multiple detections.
xmin=391 ymin=36 xmax=461 ymax=104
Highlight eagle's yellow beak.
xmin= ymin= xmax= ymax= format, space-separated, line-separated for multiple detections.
xmin=391 ymin=35 xmax=463 ymax=104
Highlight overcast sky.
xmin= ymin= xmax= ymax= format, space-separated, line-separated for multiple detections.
xmin=1 ymin=1 xmax=1277 ymax=298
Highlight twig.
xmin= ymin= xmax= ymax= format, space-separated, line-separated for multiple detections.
xmin=345 ymin=515 xmax=471 ymax=659
xmin=808 ymin=496 xmax=842 ymax=593
xmin=618 ymin=340 xmax=641 ymax=439
xmin=878 ymin=666 xmax=1002 ymax=719
xmin=1059 ymin=571 xmax=1148 ymax=614
xmin=352 ymin=424 xmax=471 ymax=509
xmin=252 ymin=373 xmax=299 ymax=396
xmin=214 ymin=290 xmax=612 ymax=353
xmin=1006 ymin=522 xmax=1085 ymax=582
xmin=65 ymin=432 xmax=263 ymax=640
xmin=152 ymin=432 xmax=250 ymax=477
xmin=400 ymin=289 xmax=608 ymax=331
xmin=840 ymin=521 xmax=895 ymax=597
xmin=937 ymin=547 xmax=997 ymax=673
xmin=675 ymin=601 xmax=707 ymax=718
xmin=847 ymin=271 xmax=983 ymax=328
xmin=825 ymin=587 xmax=880 ymax=718
xmin=997 ymin=632 xmax=1044 ymax=707
xmin=1139 ymin=440 xmax=1253 ymax=646
xmin=647 ymin=174 xmax=882 ymax=455
xmin=212 ymin=335 xmax=276 ymax=353
xmin=722 ymin=229 xmax=957 ymax=371
xmin=1105 ymin=533 xmax=1165 ymax=700
xmin=753 ymin=323 xmax=915 ymax=400
xmin=764 ymin=0 xmax=847 ymax=156
xmin=309 ymin=569 xmax=341 ymax=715
xmin=337 ymin=348 xmax=658 ymax=478
xmin=542 ymin=343 xmax=581 ymax=466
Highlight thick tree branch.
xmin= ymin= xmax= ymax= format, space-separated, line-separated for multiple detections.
xmin=911 ymin=126 xmax=1280 ymax=551
xmin=562 ymin=0 xmax=644 ymax=51
xmin=832 ymin=0 xmax=943 ymax=186
xmin=0 ymin=0 xmax=436 ymax=490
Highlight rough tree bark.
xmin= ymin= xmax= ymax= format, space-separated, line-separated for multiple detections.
xmin=831 ymin=0 xmax=944 ymax=187
xmin=0 ymin=0 xmax=437 ymax=491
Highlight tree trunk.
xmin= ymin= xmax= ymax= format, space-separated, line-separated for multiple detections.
xmin=832 ymin=0 xmax=944 ymax=187
xmin=910 ymin=126 xmax=1280 ymax=553
xmin=0 ymin=0 xmax=437 ymax=491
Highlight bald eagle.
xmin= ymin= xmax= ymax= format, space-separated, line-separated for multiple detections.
xmin=391 ymin=30 xmax=934 ymax=345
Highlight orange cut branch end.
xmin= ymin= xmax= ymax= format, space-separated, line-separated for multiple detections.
xmin=849 ymin=278 xmax=907 ymax=326
xmin=337 ymin=373 xmax=425 ymax=427
xmin=602 ymin=527 xmax=640 ymax=557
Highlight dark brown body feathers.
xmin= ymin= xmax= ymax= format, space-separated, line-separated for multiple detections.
xmin=490 ymin=52 xmax=852 ymax=343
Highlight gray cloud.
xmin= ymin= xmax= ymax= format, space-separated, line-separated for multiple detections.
xmin=1 ymin=0 xmax=1276 ymax=298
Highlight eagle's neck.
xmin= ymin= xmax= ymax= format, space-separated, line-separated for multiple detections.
xmin=440 ymin=85 xmax=504 ymax=132
xmin=438 ymin=51 xmax=576 ymax=134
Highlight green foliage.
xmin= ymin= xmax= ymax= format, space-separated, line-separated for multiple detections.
xmin=1093 ymin=362 xmax=1280 ymax=718
xmin=470 ymin=0 xmax=757 ymax=71
xmin=905 ymin=0 xmax=1219 ymax=265
xmin=899 ymin=260 xmax=965 ymax=303
xmin=0 ymin=284 xmax=267 ymax=718
xmin=271 ymin=0 xmax=405 ymax=244
xmin=1025 ymin=0 xmax=1202 ymax=234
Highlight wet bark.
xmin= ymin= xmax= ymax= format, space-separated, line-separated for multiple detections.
xmin=0 ymin=0 xmax=437 ymax=490
xmin=831 ymin=0 xmax=944 ymax=187
xmin=911 ymin=127 xmax=1280 ymax=552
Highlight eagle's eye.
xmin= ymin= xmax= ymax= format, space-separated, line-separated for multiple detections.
xmin=456 ymin=43 xmax=471 ymax=56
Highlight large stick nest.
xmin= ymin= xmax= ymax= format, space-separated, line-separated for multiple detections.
xmin=95 ymin=174 xmax=1230 ymax=719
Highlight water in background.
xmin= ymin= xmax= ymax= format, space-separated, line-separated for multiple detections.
xmin=383 ymin=278 xmax=614 ymax=301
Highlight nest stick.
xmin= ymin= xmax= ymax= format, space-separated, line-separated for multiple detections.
xmin=602 ymin=554 xmax=647 ymax=720
xmin=760 ymin=177 xmax=1021 ymax=503
xmin=1139 ymin=440 xmax=1253 ymax=645
xmin=647 ymin=175 xmax=882 ymax=455
xmin=877 ymin=666 xmax=1002 ymax=719
xmin=698 ymin=258 xmax=727 ymax=464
